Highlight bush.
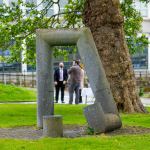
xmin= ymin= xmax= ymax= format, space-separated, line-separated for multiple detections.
xmin=139 ymin=87 xmax=144 ymax=96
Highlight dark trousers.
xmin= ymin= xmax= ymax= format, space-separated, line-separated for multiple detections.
xmin=69 ymin=83 xmax=80 ymax=104
xmin=55 ymin=81 xmax=65 ymax=102
xmin=79 ymin=89 xmax=82 ymax=103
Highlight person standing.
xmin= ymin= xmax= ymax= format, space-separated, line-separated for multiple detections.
xmin=79 ymin=66 xmax=84 ymax=103
xmin=68 ymin=60 xmax=82 ymax=104
xmin=54 ymin=62 xmax=68 ymax=103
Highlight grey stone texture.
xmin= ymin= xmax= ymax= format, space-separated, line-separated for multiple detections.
xmin=104 ymin=113 xmax=122 ymax=132
xmin=77 ymin=28 xmax=118 ymax=115
xmin=43 ymin=115 xmax=63 ymax=137
xmin=36 ymin=28 xmax=122 ymax=133
xmin=84 ymin=103 xmax=105 ymax=133
xmin=36 ymin=35 xmax=54 ymax=128
xmin=84 ymin=103 xmax=122 ymax=133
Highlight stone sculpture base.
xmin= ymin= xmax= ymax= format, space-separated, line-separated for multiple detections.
xmin=43 ymin=115 xmax=63 ymax=137
xmin=84 ymin=103 xmax=122 ymax=133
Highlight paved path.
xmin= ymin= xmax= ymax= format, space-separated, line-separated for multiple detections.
xmin=0 ymin=87 xmax=150 ymax=106
xmin=62 ymin=91 xmax=150 ymax=106
xmin=57 ymin=90 xmax=150 ymax=106
xmin=141 ymin=97 xmax=150 ymax=107
xmin=0 ymin=95 xmax=149 ymax=107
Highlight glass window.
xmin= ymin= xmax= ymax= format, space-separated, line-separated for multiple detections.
xmin=60 ymin=0 xmax=68 ymax=8
xmin=0 ymin=50 xmax=10 ymax=56
xmin=26 ymin=0 xmax=36 ymax=4
xmin=0 ymin=50 xmax=2 ymax=56
xmin=0 ymin=62 xmax=21 ymax=72
xmin=46 ymin=8 xmax=54 ymax=17
xmin=27 ymin=64 xmax=36 ymax=72
xmin=59 ymin=0 xmax=67 ymax=12
xmin=0 ymin=0 xmax=3 ymax=5
xmin=131 ymin=47 xmax=148 ymax=69
xmin=134 ymin=1 xmax=148 ymax=17
xmin=43 ymin=2 xmax=54 ymax=17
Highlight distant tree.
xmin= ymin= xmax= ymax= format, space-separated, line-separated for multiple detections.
xmin=0 ymin=0 xmax=148 ymax=64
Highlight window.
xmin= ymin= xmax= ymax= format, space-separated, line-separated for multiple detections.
xmin=131 ymin=47 xmax=148 ymax=69
xmin=0 ymin=0 xmax=3 ymax=5
xmin=46 ymin=8 xmax=54 ymax=17
xmin=0 ymin=50 xmax=10 ymax=56
xmin=26 ymin=0 xmax=36 ymax=4
xmin=134 ymin=1 xmax=148 ymax=17
xmin=27 ymin=64 xmax=36 ymax=72
xmin=25 ymin=0 xmax=37 ymax=17
xmin=59 ymin=0 xmax=68 ymax=13
xmin=9 ymin=0 xmax=17 ymax=6
xmin=43 ymin=2 xmax=54 ymax=17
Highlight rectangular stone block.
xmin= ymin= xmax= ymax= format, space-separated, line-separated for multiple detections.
xmin=43 ymin=115 xmax=63 ymax=137
xmin=84 ymin=102 xmax=106 ymax=133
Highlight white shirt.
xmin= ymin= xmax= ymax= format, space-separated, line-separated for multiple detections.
xmin=59 ymin=68 xmax=63 ymax=81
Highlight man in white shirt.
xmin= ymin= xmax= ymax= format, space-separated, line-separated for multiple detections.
xmin=54 ymin=62 xmax=68 ymax=103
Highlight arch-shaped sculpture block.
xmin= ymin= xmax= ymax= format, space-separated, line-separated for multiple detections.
xmin=36 ymin=28 xmax=122 ymax=132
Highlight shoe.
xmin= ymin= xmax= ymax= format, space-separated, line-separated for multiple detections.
xmin=61 ymin=101 xmax=65 ymax=103
xmin=55 ymin=101 xmax=58 ymax=103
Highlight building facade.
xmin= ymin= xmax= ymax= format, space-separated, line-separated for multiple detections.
xmin=132 ymin=0 xmax=150 ymax=72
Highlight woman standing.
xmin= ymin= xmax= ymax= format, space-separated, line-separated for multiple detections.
xmin=79 ymin=63 xmax=84 ymax=103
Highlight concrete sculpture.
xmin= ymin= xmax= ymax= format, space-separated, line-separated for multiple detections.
xmin=36 ymin=28 xmax=122 ymax=134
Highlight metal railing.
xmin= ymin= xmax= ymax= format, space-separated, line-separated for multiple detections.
xmin=134 ymin=70 xmax=150 ymax=88
xmin=0 ymin=70 xmax=150 ymax=88
xmin=0 ymin=71 xmax=36 ymax=87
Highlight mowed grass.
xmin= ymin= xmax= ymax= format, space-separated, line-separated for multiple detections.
xmin=121 ymin=112 xmax=150 ymax=128
xmin=0 ymin=84 xmax=36 ymax=102
xmin=0 ymin=105 xmax=150 ymax=150
xmin=0 ymin=104 xmax=86 ymax=127
xmin=0 ymin=104 xmax=150 ymax=128
xmin=0 ymin=134 xmax=150 ymax=150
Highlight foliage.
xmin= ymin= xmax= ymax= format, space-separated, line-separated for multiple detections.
xmin=139 ymin=87 xmax=144 ymax=96
xmin=0 ymin=56 xmax=5 ymax=62
xmin=143 ymin=93 xmax=150 ymax=97
xmin=0 ymin=104 xmax=149 ymax=128
xmin=64 ymin=0 xmax=149 ymax=54
xmin=121 ymin=0 xmax=149 ymax=54
xmin=63 ymin=0 xmax=85 ymax=28
xmin=0 ymin=0 xmax=149 ymax=65
xmin=86 ymin=126 xmax=95 ymax=135
xmin=0 ymin=0 xmax=59 ymax=65
xmin=0 ymin=83 xmax=36 ymax=102
xmin=53 ymin=46 xmax=77 ymax=61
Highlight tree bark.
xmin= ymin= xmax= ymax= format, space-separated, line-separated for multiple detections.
xmin=83 ymin=0 xmax=146 ymax=113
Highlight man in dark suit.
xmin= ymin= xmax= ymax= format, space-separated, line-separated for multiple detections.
xmin=54 ymin=62 xmax=68 ymax=103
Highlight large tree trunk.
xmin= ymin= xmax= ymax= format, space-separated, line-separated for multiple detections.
xmin=83 ymin=0 xmax=146 ymax=113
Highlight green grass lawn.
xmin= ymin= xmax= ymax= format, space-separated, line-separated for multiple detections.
xmin=0 ymin=104 xmax=149 ymax=128
xmin=0 ymin=84 xmax=36 ymax=102
xmin=0 ymin=134 xmax=150 ymax=150
xmin=0 ymin=104 xmax=150 ymax=150
xmin=0 ymin=104 xmax=86 ymax=127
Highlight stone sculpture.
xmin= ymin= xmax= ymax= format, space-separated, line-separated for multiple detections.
xmin=36 ymin=28 xmax=122 ymax=134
